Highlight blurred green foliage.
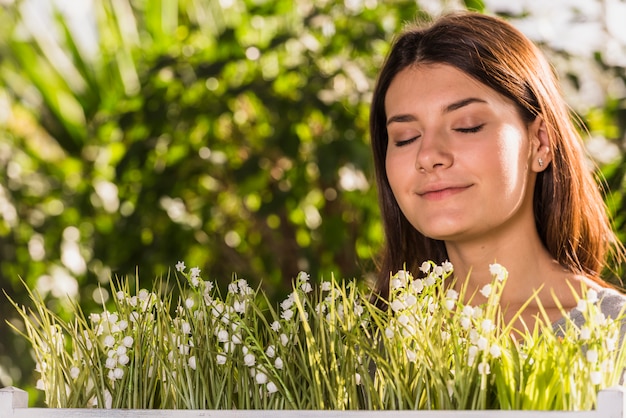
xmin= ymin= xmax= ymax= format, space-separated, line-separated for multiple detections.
xmin=1 ymin=0 xmax=625 ymax=406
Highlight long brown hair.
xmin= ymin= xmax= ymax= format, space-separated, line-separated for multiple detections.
xmin=370 ymin=11 xmax=622 ymax=300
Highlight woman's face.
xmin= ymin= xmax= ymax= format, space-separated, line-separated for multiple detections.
xmin=384 ymin=63 xmax=542 ymax=244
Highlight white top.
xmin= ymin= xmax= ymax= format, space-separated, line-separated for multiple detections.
xmin=552 ymin=287 xmax=626 ymax=336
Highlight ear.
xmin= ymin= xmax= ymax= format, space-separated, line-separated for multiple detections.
xmin=529 ymin=116 xmax=551 ymax=172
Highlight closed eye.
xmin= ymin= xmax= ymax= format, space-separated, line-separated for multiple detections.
xmin=455 ymin=124 xmax=484 ymax=134
xmin=394 ymin=136 xmax=420 ymax=147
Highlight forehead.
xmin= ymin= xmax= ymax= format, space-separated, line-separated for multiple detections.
xmin=384 ymin=63 xmax=507 ymax=113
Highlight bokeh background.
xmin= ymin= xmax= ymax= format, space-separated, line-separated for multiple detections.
xmin=1 ymin=0 xmax=626 ymax=405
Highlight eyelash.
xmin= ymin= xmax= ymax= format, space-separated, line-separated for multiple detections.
xmin=455 ymin=124 xmax=485 ymax=134
xmin=394 ymin=136 xmax=419 ymax=147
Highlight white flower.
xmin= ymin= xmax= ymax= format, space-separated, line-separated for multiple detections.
xmin=36 ymin=379 xmax=45 ymax=390
xmin=181 ymin=322 xmax=192 ymax=335
xmin=320 ymin=281 xmax=332 ymax=291
xmin=442 ymin=260 xmax=454 ymax=273
xmin=353 ymin=303 xmax=364 ymax=317
xmin=606 ymin=336 xmax=617 ymax=352
xmin=255 ymin=372 xmax=268 ymax=384
xmin=411 ymin=279 xmax=424 ymax=293
xmin=489 ymin=263 xmax=507 ymax=281
xmin=478 ymin=361 xmax=491 ymax=375
xmin=468 ymin=345 xmax=479 ymax=366
xmin=280 ymin=333 xmax=289 ymax=346
xmin=231 ymin=333 xmax=242 ymax=345
xmin=446 ymin=380 xmax=455 ymax=397
xmin=460 ymin=317 xmax=471 ymax=330
xmin=419 ymin=262 xmax=431 ymax=273
xmin=281 ymin=294 xmax=295 ymax=310
xmin=105 ymin=357 xmax=117 ymax=370
xmin=179 ymin=343 xmax=190 ymax=355
xmin=406 ymin=349 xmax=417 ymax=363
xmin=301 ymin=282 xmax=313 ymax=293
xmin=138 ymin=289 xmax=149 ymax=301
xmin=479 ymin=284 xmax=492 ymax=298
xmin=424 ymin=275 xmax=436 ymax=286
xmin=233 ymin=300 xmax=246 ymax=313
xmin=587 ymin=289 xmax=599 ymax=304
xmin=385 ymin=326 xmax=395 ymax=338
xmin=190 ymin=266 xmax=201 ymax=279
xmin=103 ymin=335 xmax=115 ymax=348
xmin=70 ymin=366 xmax=80 ymax=379
xmin=188 ymin=356 xmax=197 ymax=370
xmin=577 ymin=299 xmax=587 ymax=312
xmin=446 ymin=289 xmax=459 ymax=300
xmin=118 ymin=354 xmax=130 ymax=366
xmin=489 ymin=344 xmax=502 ymax=358
xmin=274 ymin=357 xmax=284 ymax=369
xmin=281 ymin=309 xmax=294 ymax=321
xmin=267 ymin=381 xmax=278 ymax=393
xmin=217 ymin=329 xmax=229 ymax=343
xmin=266 ymin=345 xmax=276 ymax=358
xmin=113 ymin=368 xmax=124 ymax=380
xmin=185 ymin=298 xmax=194 ymax=309
xmin=587 ymin=349 xmax=599 ymax=364
xmin=118 ymin=320 xmax=128 ymax=332
xmin=434 ymin=266 xmax=444 ymax=277
xmin=116 ymin=291 xmax=125 ymax=301
xmin=390 ymin=299 xmax=405 ymax=313
xmin=270 ymin=321 xmax=280 ymax=332
xmin=244 ymin=353 xmax=256 ymax=367
xmin=444 ymin=299 xmax=456 ymax=310
xmin=481 ymin=319 xmax=495 ymax=333
xmin=107 ymin=313 xmax=119 ymax=324
xmin=175 ymin=261 xmax=186 ymax=272
xmin=397 ymin=314 xmax=409 ymax=326
xmin=476 ymin=337 xmax=488 ymax=351
xmin=228 ymin=283 xmax=238 ymax=293
xmin=580 ymin=326 xmax=592 ymax=340
xmin=216 ymin=354 xmax=227 ymax=365
xmin=404 ymin=294 xmax=417 ymax=307
xmin=355 ymin=372 xmax=362 ymax=385
xmin=122 ymin=336 xmax=134 ymax=347
xmin=590 ymin=370 xmax=602 ymax=385
xmin=469 ymin=329 xmax=479 ymax=344
xmin=390 ymin=278 xmax=403 ymax=290
xmin=104 ymin=389 xmax=112 ymax=409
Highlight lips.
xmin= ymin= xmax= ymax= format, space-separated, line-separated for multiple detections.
xmin=416 ymin=183 xmax=472 ymax=200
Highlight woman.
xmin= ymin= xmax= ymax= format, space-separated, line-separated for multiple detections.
xmin=369 ymin=11 xmax=626 ymax=329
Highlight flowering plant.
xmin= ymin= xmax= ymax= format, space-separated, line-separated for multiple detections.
xmin=8 ymin=261 xmax=626 ymax=410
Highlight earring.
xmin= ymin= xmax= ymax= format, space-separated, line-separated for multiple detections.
xmin=538 ymin=158 xmax=544 ymax=168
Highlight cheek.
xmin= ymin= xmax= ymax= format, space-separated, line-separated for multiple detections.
xmin=493 ymin=126 xmax=530 ymax=192
xmin=385 ymin=150 xmax=410 ymax=193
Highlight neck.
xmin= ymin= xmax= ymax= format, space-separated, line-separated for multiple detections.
xmin=444 ymin=233 xmax=593 ymax=324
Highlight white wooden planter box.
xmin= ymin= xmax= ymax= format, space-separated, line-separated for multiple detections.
xmin=2 ymin=386 xmax=625 ymax=418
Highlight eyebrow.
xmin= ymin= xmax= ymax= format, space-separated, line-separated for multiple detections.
xmin=386 ymin=97 xmax=488 ymax=126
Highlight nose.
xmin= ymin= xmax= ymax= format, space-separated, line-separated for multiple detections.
xmin=414 ymin=131 xmax=453 ymax=173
